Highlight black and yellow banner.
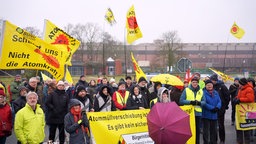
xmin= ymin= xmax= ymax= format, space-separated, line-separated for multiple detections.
xmin=236 ymin=103 xmax=256 ymax=130
xmin=87 ymin=106 xmax=195 ymax=144
xmin=0 ymin=21 xmax=66 ymax=80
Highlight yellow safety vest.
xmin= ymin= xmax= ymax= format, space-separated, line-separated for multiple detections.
xmin=116 ymin=91 xmax=130 ymax=110
xmin=185 ymin=88 xmax=203 ymax=112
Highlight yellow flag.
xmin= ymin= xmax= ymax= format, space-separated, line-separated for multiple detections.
xmin=230 ymin=22 xmax=245 ymax=39
xmin=131 ymin=52 xmax=146 ymax=82
xmin=0 ymin=21 xmax=66 ymax=80
xmin=105 ymin=8 xmax=116 ymax=25
xmin=43 ymin=19 xmax=80 ymax=65
xmin=41 ymin=72 xmax=52 ymax=81
xmin=65 ymin=68 xmax=73 ymax=84
xmin=126 ymin=5 xmax=143 ymax=44
xmin=209 ymin=68 xmax=234 ymax=82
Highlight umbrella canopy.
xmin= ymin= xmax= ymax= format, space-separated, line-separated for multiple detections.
xmin=147 ymin=102 xmax=192 ymax=144
xmin=150 ymin=74 xmax=184 ymax=86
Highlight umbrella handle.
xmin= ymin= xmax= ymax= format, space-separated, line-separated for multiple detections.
xmin=160 ymin=127 xmax=165 ymax=131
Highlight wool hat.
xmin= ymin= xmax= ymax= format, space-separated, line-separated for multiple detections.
xmin=210 ymin=74 xmax=218 ymax=81
xmin=0 ymin=89 xmax=5 ymax=96
xmin=80 ymin=75 xmax=85 ymax=79
xmin=109 ymin=78 xmax=115 ymax=83
xmin=18 ymin=86 xmax=28 ymax=92
xmin=204 ymin=79 xmax=213 ymax=85
xmin=68 ymin=99 xmax=81 ymax=110
xmin=239 ymin=78 xmax=247 ymax=86
xmin=138 ymin=77 xmax=147 ymax=83
xmin=77 ymin=86 xmax=86 ymax=93
xmin=57 ymin=81 xmax=65 ymax=86
xmin=118 ymin=81 xmax=126 ymax=87
xmin=191 ymin=77 xmax=199 ymax=82
xmin=234 ymin=77 xmax=240 ymax=81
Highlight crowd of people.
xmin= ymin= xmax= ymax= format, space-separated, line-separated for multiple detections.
xmin=0 ymin=73 xmax=255 ymax=144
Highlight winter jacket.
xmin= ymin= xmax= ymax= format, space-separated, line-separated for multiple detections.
xmin=202 ymin=88 xmax=221 ymax=120
xmin=12 ymin=96 xmax=26 ymax=113
xmin=112 ymin=90 xmax=130 ymax=110
xmin=236 ymin=83 xmax=255 ymax=103
xmin=94 ymin=86 xmax=116 ymax=112
xmin=14 ymin=103 xmax=45 ymax=144
xmin=0 ymin=103 xmax=12 ymax=137
xmin=126 ymin=94 xmax=148 ymax=110
xmin=180 ymin=84 xmax=203 ymax=116
xmin=10 ymin=81 xmax=22 ymax=101
xmin=64 ymin=99 xmax=89 ymax=144
xmin=213 ymin=81 xmax=230 ymax=115
xmin=46 ymin=89 xmax=69 ymax=124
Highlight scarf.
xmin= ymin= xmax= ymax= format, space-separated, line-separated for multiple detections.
xmin=71 ymin=107 xmax=86 ymax=134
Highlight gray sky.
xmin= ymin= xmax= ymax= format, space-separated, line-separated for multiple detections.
xmin=1 ymin=0 xmax=255 ymax=43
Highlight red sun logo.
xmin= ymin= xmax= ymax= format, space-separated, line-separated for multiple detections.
xmin=127 ymin=16 xmax=138 ymax=29
xmin=231 ymin=25 xmax=239 ymax=34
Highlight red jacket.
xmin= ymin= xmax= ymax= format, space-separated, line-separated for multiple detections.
xmin=236 ymin=83 xmax=255 ymax=103
xmin=0 ymin=103 xmax=12 ymax=136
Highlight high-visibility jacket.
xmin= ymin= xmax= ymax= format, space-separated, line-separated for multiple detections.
xmin=115 ymin=91 xmax=129 ymax=110
xmin=185 ymin=88 xmax=203 ymax=112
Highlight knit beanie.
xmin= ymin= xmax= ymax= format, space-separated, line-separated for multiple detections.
xmin=239 ymin=78 xmax=247 ymax=86
xmin=138 ymin=77 xmax=147 ymax=83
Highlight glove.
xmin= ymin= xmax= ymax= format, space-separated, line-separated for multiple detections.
xmin=190 ymin=101 xmax=197 ymax=105
xmin=211 ymin=107 xmax=219 ymax=113
xmin=78 ymin=119 xmax=83 ymax=125
xmin=195 ymin=101 xmax=201 ymax=106
xmin=233 ymin=98 xmax=240 ymax=105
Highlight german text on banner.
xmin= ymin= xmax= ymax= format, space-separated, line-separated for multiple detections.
xmin=44 ymin=19 xmax=80 ymax=65
xmin=230 ymin=22 xmax=245 ymax=39
xmin=131 ymin=52 xmax=146 ymax=82
xmin=87 ymin=106 xmax=195 ymax=144
xmin=105 ymin=8 xmax=116 ymax=25
xmin=235 ymin=103 xmax=256 ymax=130
xmin=0 ymin=21 xmax=66 ymax=80
xmin=126 ymin=5 xmax=143 ymax=44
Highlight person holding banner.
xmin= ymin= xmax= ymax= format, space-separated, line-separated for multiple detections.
xmin=64 ymin=99 xmax=89 ymax=144
xmin=201 ymin=80 xmax=221 ymax=144
xmin=233 ymin=78 xmax=254 ymax=144
xmin=112 ymin=81 xmax=130 ymax=110
xmin=180 ymin=76 xmax=203 ymax=144
xmin=126 ymin=85 xmax=148 ymax=110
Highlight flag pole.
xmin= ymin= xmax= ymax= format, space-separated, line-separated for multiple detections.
xmin=222 ymin=36 xmax=230 ymax=73
xmin=124 ymin=27 xmax=127 ymax=77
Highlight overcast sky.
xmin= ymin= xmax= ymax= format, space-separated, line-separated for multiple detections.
xmin=1 ymin=0 xmax=255 ymax=44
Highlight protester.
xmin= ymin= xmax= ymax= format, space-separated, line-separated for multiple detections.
xmin=87 ymin=80 xmax=98 ymax=100
xmin=126 ymin=85 xmax=148 ymax=110
xmin=74 ymin=86 xmax=94 ymax=112
xmin=14 ymin=92 xmax=45 ymax=144
xmin=12 ymin=86 xmax=28 ymax=113
xmin=193 ymin=72 xmax=205 ymax=89
xmin=75 ymin=75 xmax=89 ymax=90
xmin=10 ymin=74 xmax=22 ymax=102
xmin=184 ymin=80 xmax=189 ymax=88
xmin=229 ymin=77 xmax=239 ymax=125
xmin=233 ymin=78 xmax=255 ymax=144
xmin=210 ymin=74 xmax=230 ymax=144
xmin=137 ymin=77 xmax=151 ymax=106
xmin=94 ymin=85 xmax=116 ymax=112
xmin=150 ymin=87 xmax=171 ymax=108
xmin=125 ymin=76 xmax=135 ymax=92
xmin=109 ymin=78 xmax=118 ymax=92
xmin=64 ymin=99 xmax=89 ymax=144
xmin=201 ymin=80 xmax=221 ymax=144
xmin=0 ymin=89 xmax=12 ymax=144
xmin=112 ymin=81 xmax=130 ymax=110
xmin=180 ymin=77 xmax=203 ymax=144
xmin=64 ymin=81 xmax=73 ymax=100
xmin=149 ymin=81 xmax=162 ymax=104
xmin=36 ymin=76 xmax=44 ymax=106
xmin=46 ymin=81 xmax=69 ymax=144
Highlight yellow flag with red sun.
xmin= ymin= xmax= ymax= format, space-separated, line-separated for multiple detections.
xmin=131 ymin=52 xmax=146 ymax=82
xmin=230 ymin=22 xmax=245 ymax=39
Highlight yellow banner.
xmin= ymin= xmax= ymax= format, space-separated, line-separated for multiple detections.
xmin=65 ymin=68 xmax=73 ymax=84
xmin=0 ymin=21 xmax=66 ymax=80
xmin=41 ymin=72 xmax=52 ymax=81
xmin=131 ymin=52 xmax=146 ymax=82
xmin=87 ymin=106 xmax=195 ymax=144
xmin=126 ymin=5 xmax=143 ymax=44
xmin=235 ymin=103 xmax=256 ymax=130
xmin=44 ymin=19 xmax=80 ymax=65
xmin=209 ymin=68 xmax=234 ymax=82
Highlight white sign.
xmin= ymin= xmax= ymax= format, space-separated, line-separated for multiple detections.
xmin=122 ymin=132 xmax=154 ymax=144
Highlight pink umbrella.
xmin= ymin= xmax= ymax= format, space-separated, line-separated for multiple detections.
xmin=147 ymin=102 xmax=192 ymax=144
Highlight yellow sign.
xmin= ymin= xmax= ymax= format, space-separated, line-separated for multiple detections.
xmin=44 ymin=19 xmax=80 ymax=65
xmin=0 ymin=21 xmax=66 ymax=80
xmin=236 ymin=103 xmax=256 ymax=130
xmin=87 ymin=106 xmax=195 ymax=144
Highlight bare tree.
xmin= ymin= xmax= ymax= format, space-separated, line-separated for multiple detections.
xmin=24 ymin=26 xmax=41 ymax=38
xmin=157 ymin=31 xmax=183 ymax=72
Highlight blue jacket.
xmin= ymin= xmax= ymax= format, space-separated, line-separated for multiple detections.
xmin=201 ymin=88 xmax=221 ymax=120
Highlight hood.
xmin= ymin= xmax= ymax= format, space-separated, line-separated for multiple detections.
xmin=157 ymin=87 xmax=170 ymax=102
xmin=68 ymin=99 xmax=81 ymax=110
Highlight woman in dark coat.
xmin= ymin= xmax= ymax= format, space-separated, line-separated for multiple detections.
xmin=126 ymin=85 xmax=148 ymax=110
xmin=64 ymin=99 xmax=89 ymax=144
xmin=94 ymin=85 xmax=116 ymax=112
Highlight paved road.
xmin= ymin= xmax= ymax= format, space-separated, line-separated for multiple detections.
xmin=5 ymin=104 xmax=256 ymax=144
